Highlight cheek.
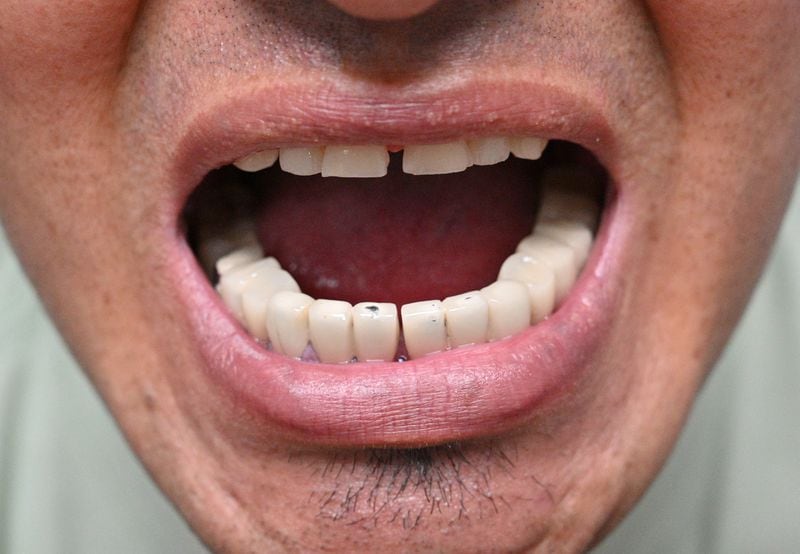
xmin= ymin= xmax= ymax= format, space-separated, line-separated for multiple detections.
xmin=0 ymin=1 xmax=140 ymax=110
xmin=646 ymin=0 xmax=800 ymax=98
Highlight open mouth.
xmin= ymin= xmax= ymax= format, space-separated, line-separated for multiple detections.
xmin=185 ymin=139 xmax=605 ymax=363
xmin=166 ymin=82 xmax=625 ymax=447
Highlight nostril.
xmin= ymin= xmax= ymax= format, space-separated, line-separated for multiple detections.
xmin=326 ymin=0 xmax=442 ymax=20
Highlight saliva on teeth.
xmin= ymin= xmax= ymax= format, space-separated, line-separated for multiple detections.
xmin=214 ymin=159 xmax=601 ymax=364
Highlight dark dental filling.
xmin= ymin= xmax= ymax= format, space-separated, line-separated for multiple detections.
xmin=183 ymin=141 xmax=606 ymax=306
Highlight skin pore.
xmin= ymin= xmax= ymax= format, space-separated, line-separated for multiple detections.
xmin=1 ymin=1 xmax=799 ymax=552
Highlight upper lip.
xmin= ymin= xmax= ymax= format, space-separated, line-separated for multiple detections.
xmin=163 ymin=75 xmax=626 ymax=447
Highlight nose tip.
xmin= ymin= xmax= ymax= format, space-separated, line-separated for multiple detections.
xmin=326 ymin=0 xmax=442 ymax=20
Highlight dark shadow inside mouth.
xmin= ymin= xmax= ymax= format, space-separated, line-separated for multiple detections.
xmin=183 ymin=141 xmax=606 ymax=308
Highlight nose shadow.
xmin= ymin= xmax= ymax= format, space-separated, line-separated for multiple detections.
xmin=249 ymin=0 xmax=522 ymax=82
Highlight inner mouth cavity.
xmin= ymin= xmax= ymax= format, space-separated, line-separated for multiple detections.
xmin=183 ymin=138 xmax=606 ymax=364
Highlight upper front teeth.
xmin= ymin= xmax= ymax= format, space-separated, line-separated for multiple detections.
xmin=232 ymin=136 xmax=549 ymax=176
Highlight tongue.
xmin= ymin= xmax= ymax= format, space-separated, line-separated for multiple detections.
xmin=256 ymin=155 xmax=539 ymax=306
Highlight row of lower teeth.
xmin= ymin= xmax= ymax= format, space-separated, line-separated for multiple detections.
xmin=232 ymin=136 xmax=548 ymax=177
xmin=213 ymin=166 xmax=600 ymax=363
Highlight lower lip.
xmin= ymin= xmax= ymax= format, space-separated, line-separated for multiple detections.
xmin=168 ymin=188 xmax=624 ymax=447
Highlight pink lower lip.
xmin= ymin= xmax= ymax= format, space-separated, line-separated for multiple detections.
xmin=165 ymin=79 xmax=625 ymax=446
xmin=170 ymin=194 xmax=622 ymax=446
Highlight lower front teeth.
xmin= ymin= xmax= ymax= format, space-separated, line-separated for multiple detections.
xmin=213 ymin=164 xmax=599 ymax=363
xmin=309 ymin=299 xmax=356 ymax=363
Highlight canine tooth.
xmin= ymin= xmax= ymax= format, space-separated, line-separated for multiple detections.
xmin=442 ymin=291 xmax=489 ymax=347
xmin=321 ymin=145 xmax=390 ymax=178
xmin=353 ymin=302 xmax=399 ymax=362
xmin=401 ymin=300 xmax=447 ymax=359
xmin=279 ymin=147 xmax=324 ymax=176
xmin=241 ymin=269 xmax=300 ymax=341
xmin=309 ymin=299 xmax=355 ymax=364
xmin=481 ymin=281 xmax=532 ymax=341
xmin=510 ymin=137 xmax=548 ymax=160
xmin=216 ymin=257 xmax=282 ymax=321
xmin=266 ymin=291 xmax=314 ymax=358
xmin=233 ymin=149 xmax=279 ymax=172
xmin=216 ymin=245 xmax=264 ymax=276
xmin=535 ymin=220 xmax=594 ymax=269
xmin=403 ymin=141 xmax=472 ymax=175
xmin=538 ymin=167 xmax=602 ymax=229
xmin=498 ymin=253 xmax=556 ymax=324
xmin=516 ymin=235 xmax=577 ymax=304
xmin=467 ymin=137 xmax=510 ymax=166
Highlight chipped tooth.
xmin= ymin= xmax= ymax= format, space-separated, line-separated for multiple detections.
xmin=498 ymin=253 xmax=556 ymax=324
xmin=216 ymin=257 xmax=282 ymax=321
xmin=403 ymin=141 xmax=473 ymax=175
xmin=233 ymin=149 xmax=279 ymax=172
xmin=516 ymin=235 xmax=578 ymax=305
xmin=216 ymin=245 xmax=264 ymax=277
xmin=481 ymin=280 xmax=532 ymax=341
xmin=401 ymin=300 xmax=447 ymax=359
xmin=353 ymin=302 xmax=399 ymax=362
xmin=279 ymin=146 xmax=324 ymax=176
xmin=467 ymin=137 xmax=511 ymax=166
xmin=535 ymin=220 xmax=594 ymax=269
xmin=309 ymin=299 xmax=355 ymax=364
xmin=266 ymin=291 xmax=314 ymax=358
xmin=442 ymin=291 xmax=489 ymax=348
xmin=241 ymin=269 xmax=300 ymax=341
xmin=510 ymin=137 xmax=548 ymax=160
xmin=538 ymin=166 xmax=602 ymax=229
xmin=321 ymin=145 xmax=390 ymax=178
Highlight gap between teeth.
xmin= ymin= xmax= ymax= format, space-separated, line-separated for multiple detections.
xmin=232 ymin=136 xmax=549 ymax=176
xmin=213 ymin=166 xmax=600 ymax=363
